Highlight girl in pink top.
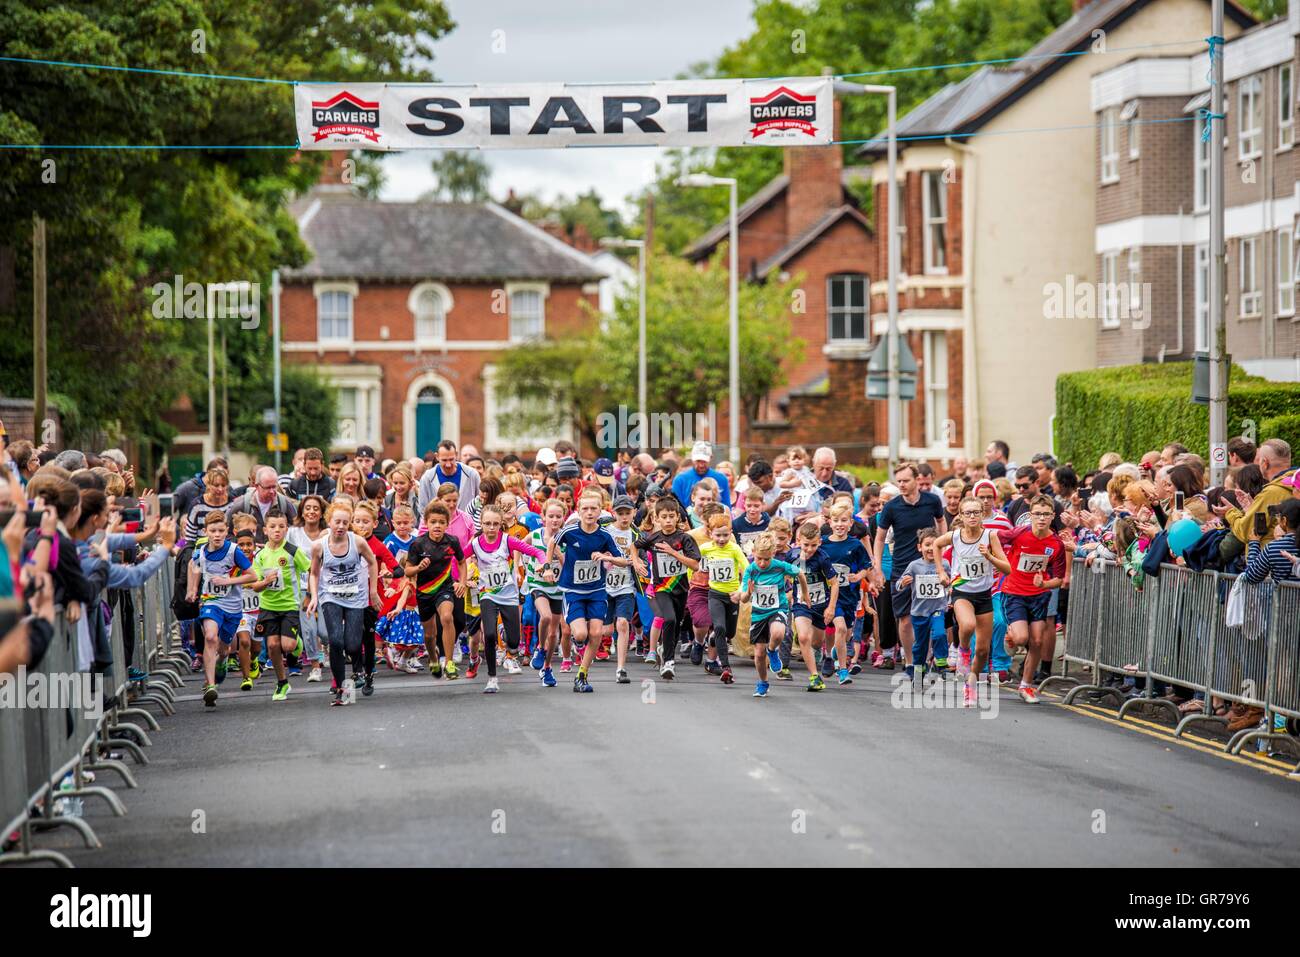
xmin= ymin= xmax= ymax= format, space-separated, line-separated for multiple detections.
xmin=466 ymin=504 xmax=546 ymax=692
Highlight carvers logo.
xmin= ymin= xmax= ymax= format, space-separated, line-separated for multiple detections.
xmin=311 ymin=91 xmax=380 ymax=143
xmin=749 ymin=86 xmax=818 ymax=140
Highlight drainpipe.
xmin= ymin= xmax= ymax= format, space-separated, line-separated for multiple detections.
xmin=946 ymin=137 xmax=979 ymax=459
xmin=1158 ymin=206 xmax=1185 ymax=362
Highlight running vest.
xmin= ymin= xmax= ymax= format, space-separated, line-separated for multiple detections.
xmin=950 ymin=528 xmax=995 ymax=593
xmin=604 ymin=525 xmax=635 ymax=597
xmin=522 ymin=528 xmax=561 ymax=599
xmin=320 ymin=533 xmax=368 ymax=609
xmin=472 ymin=533 xmax=520 ymax=606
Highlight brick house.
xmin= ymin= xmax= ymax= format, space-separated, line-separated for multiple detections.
xmin=682 ymin=100 xmax=889 ymax=464
xmin=1091 ymin=2 xmax=1300 ymax=379
xmin=854 ymin=0 xmax=1254 ymax=464
xmin=280 ymin=155 xmax=605 ymax=460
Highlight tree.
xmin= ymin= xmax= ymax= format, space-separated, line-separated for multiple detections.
xmin=519 ymin=188 xmax=628 ymax=242
xmin=490 ymin=251 xmax=803 ymax=450
xmin=228 ymin=365 xmax=338 ymax=460
xmin=422 ymin=150 xmax=492 ymax=202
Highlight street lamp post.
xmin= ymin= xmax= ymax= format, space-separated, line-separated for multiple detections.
xmin=599 ymin=237 xmax=647 ymax=451
xmin=676 ymin=174 xmax=740 ymax=465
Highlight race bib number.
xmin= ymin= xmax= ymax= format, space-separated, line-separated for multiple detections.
xmin=789 ymin=488 xmax=815 ymax=510
xmin=543 ymin=559 xmax=562 ymax=580
xmin=573 ymin=559 xmax=603 ymax=586
xmin=914 ymin=574 xmax=945 ymax=601
xmin=480 ymin=564 xmax=513 ymax=591
xmin=1017 ymin=552 xmax=1049 ymax=574
xmin=201 ymin=575 xmax=229 ymax=599
xmin=326 ymin=583 xmax=358 ymax=597
xmin=958 ymin=557 xmax=988 ymax=581
xmin=469 ymin=586 xmax=480 ymax=607
xmin=832 ymin=563 xmax=851 ymax=588
xmin=807 ymin=580 xmax=828 ymax=607
xmin=753 ymin=583 xmax=780 ymax=610
xmin=242 ymin=590 xmax=259 ymax=612
xmin=706 ymin=558 xmax=736 ymax=584
xmin=655 ymin=552 xmax=684 ymax=578
xmin=738 ymin=531 xmax=762 ymax=552
xmin=605 ymin=566 xmax=632 ymax=591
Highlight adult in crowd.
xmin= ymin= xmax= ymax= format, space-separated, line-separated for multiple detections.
xmin=672 ymin=441 xmax=732 ymax=509
xmin=417 ymin=439 xmax=480 ymax=516
xmin=227 ymin=465 xmax=298 ymax=541
xmin=1221 ymin=439 xmax=1296 ymax=563
xmin=354 ymin=445 xmax=381 ymax=482
xmin=288 ymin=447 xmax=336 ymax=500
xmin=173 ymin=456 xmax=228 ymax=520
xmin=182 ymin=466 xmax=232 ymax=541
xmin=278 ymin=447 xmax=306 ymax=491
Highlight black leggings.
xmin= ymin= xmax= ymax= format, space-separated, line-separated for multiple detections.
xmin=322 ymin=603 xmax=365 ymax=686
xmin=479 ymin=599 xmax=521 ymax=678
xmin=362 ymin=606 xmax=377 ymax=675
xmin=651 ymin=588 xmax=687 ymax=661
xmin=707 ymin=592 xmax=736 ymax=669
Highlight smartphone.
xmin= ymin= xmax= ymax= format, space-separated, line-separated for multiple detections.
xmin=1174 ymin=491 xmax=1184 ymax=511
xmin=1254 ymin=511 xmax=1269 ymax=537
xmin=120 ymin=507 xmax=143 ymax=525
xmin=156 ymin=494 xmax=174 ymax=519
xmin=0 ymin=509 xmax=43 ymax=529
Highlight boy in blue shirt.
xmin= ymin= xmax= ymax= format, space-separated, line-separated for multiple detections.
xmin=818 ymin=502 xmax=874 ymax=686
xmin=741 ymin=533 xmax=809 ymax=698
xmin=186 ymin=510 xmax=257 ymax=707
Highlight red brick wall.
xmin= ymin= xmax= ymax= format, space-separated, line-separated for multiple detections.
xmin=783 ymin=99 xmax=844 ymax=239
xmin=747 ymin=356 xmax=875 ymax=464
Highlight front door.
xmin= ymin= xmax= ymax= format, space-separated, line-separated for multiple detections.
xmin=415 ymin=387 xmax=442 ymax=459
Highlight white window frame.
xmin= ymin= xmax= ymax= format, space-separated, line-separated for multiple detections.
xmin=482 ymin=363 xmax=574 ymax=450
xmin=1280 ymin=63 xmax=1294 ymax=151
xmin=1238 ymin=74 xmax=1263 ymax=161
xmin=314 ymin=281 xmax=357 ymax=344
xmin=1101 ymin=252 xmax=1120 ymax=328
xmin=827 ymin=273 xmax=869 ymax=343
xmin=1239 ymin=236 xmax=1261 ymax=317
xmin=1194 ymin=113 xmax=1210 ymax=212
xmin=922 ymin=171 xmax=948 ymax=275
xmin=507 ymin=282 xmax=548 ymax=342
xmin=1100 ymin=107 xmax=1119 ymax=183
xmin=1277 ymin=227 xmax=1295 ymax=317
xmin=1121 ymin=99 xmax=1139 ymax=159
xmin=1128 ymin=247 xmax=1141 ymax=311
xmin=312 ymin=363 xmax=382 ymax=450
xmin=408 ymin=282 xmax=453 ymax=345
xmin=922 ymin=330 xmax=949 ymax=448
xmin=1194 ymin=243 xmax=1209 ymax=352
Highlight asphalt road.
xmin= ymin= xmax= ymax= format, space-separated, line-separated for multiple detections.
xmin=46 ymin=656 xmax=1300 ymax=867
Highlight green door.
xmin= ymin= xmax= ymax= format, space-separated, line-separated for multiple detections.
xmin=415 ymin=387 xmax=442 ymax=459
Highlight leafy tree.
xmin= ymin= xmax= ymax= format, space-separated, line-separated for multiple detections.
xmin=519 ymin=188 xmax=628 ymax=242
xmin=491 ymin=252 xmax=802 ymax=450
xmin=228 ymin=365 xmax=338 ymax=460
xmin=422 ymin=150 xmax=492 ymax=202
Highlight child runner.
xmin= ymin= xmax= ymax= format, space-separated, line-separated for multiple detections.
xmin=249 ymin=507 xmax=311 ymax=701
xmin=522 ymin=499 xmax=566 ymax=686
xmin=603 ymin=495 xmax=640 ymax=684
xmin=896 ymin=529 xmax=951 ymax=683
xmin=631 ymin=497 xmax=702 ymax=681
xmin=547 ymin=490 xmax=631 ymax=693
xmin=789 ymin=521 xmax=840 ymax=692
xmin=698 ymin=513 xmax=747 ymax=685
xmin=231 ymin=522 xmax=264 ymax=691
xmin=405 ymin=502 xmax=467 ymax=681
xmin=740 ymin=533 xmax=809 ymax=698
xmin=820 ymin=501 xmax=873 ymax=686
xmin=731 ymin=486 xmax=771 ymax=556
xmin=352 ymin=501 xmax=401 ymax=694
xmin=377 ymin=571 xmax=424 ymax=673
xmin=997 ymin=494 xmax=1070 ymax=703
xmin=287 ymin=494 xmax=328 ymax=682
xmin=468 ymin=503 xmax=545 ymax=693
xmin=186 ymin=510 xmax=258 ymax=707
xmin=307 ymin=501 xmax=382 ymax=706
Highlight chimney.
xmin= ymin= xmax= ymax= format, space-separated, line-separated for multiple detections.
xmin=1072 ymin=0 xmax=1093 ymax=10
xmin=571 ymin=222 xmax=596 ymax=253
xmin=783 ymin=69 xmax=843 ymax=240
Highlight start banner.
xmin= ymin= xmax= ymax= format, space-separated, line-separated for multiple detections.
xmin=294 ymin=78 xmax=834 ymax=151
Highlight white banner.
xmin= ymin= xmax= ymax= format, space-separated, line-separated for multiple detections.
xmin=295 ymin=78 xmax=834 ymax=151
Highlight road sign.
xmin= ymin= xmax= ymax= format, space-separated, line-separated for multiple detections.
xmin=1210 ymin=443 xmax=1227 ymax=469
xmin=266 ymin=432 xmax=288 ymax=452
xmin=262 ymin=408 xmax=277 ymax=425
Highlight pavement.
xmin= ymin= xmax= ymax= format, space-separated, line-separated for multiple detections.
xmin=45 ymin=654 xmax=1300 ymax=868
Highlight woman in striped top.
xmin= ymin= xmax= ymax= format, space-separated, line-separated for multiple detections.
xmin=1245 ymin=499 xmax=1300 ymax=583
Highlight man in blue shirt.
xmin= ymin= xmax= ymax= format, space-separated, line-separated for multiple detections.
xmin=672 ymin=441 xmax=732 ymax=510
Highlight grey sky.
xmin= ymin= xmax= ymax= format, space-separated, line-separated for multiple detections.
xmin=378 ymin=0 xmax=756 ymax=214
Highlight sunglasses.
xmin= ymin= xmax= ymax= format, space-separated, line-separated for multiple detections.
xmin=1015 ymin=483 xmax=1032 ymax=491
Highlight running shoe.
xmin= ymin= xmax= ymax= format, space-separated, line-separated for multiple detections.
xmin=753 ymin=681 xmax=769 ymax=698
xmin=541 ymin=667 xmax=557 ymax=688
xmin=997 ymin=670 xmax=1015 ymax=686
xmin=704 ymin=660 xmax=722 ymax=677
xmin=775 ymin=667 xmax=792 ymax=681
xmin=836 ymin=668 xmax=852 ymax=686
xmin=819 ymin=653 xmax=835 ymax=678
xmin=1018 ymin=685 xmax=1039 ymax=704
xmin=934 ymin=658 xmax=948 ymax=671
xmin=615 ymin=668 xmax=630 ymax=684
xmin=644 ymin=648 xmax=658 ymax=666
xmin=531 ymin=645 xmax=546 ymax=670
xmin=215 ymin=656 xmax=229 ymax=685
xmin=573 ymin=673 xmax=594 ymax=693
xmin=249 ymin=659 xmax=261 ymax=681
xmin=308 ymin=665 xmax=322 ymax=683
xmin=203 ymin=684 xmax=218 ymax=707
xmin=240 ymin=675 xmax=253 ymax=691
xmin=807 ymin=675 xmax=825 ymax=692
xmin=445 ymin=660 xmax=460 ymax=681
xmin=503 ymin=655 xmax=522 ymax=675
xmin=560 ymin=658 xmax=573 ymax=673
xmin=362 ymin=673 xmax=375 ymax=697
xmin=962 ymin=684 xmax=977 ymax=708
xmin=849 ymin=663 xmax=863 ymax=676
xmin=385 ymin=645 xmax=400 ymax=670
xmin=690 ymin=642 xmax=705 ymax=667
xmin=635 ymin=637 xmax=647 ymax=657
xmin=404 ymin=657 xmax=422 ymax=674
xmin=678 ymin=640 xmax=692 ymax=658
xmin=660 ymin=659 xmax=675 ymax=681
xmin=272 ymin=680 xmax=291 ymax=702
xmin=429 ymin=658 xmax=443 ymax=678
xmin=294 ymin=636 xmax=305 ymax=659
xmin=595 ymin=644 xmax=610 ymax=662
xmin=484 ymin=677 xmax=499 ymax=694
xmin=453 ymin=642 xmax=465 ymax=665
xmin=331 ymin=687 xmax=343 ymax=707
xmin=341 ymin=678 xmax=356 ymax=705
xmin=767 ymin=649 xmax=783 ymax=673
xmin=351 ymin=672 xmax=364 ymax=691
xmin=466 ymin=656 xmax=481 ymax=680
xmin=288 ymin=666 xmax=303 ymax=677
xmin=872 ymin=656 xmax=895 ymax=671
xmin=720 ymin=667 xmax=734 ymax=685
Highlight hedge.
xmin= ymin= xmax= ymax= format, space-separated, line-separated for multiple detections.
xmin=1054 ymin=362 xmax=1300 ymax=468
xmin=1259 ymin=413 xmax=1300 ymax=453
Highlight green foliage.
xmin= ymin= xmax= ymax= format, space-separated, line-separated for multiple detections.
xmin=1258 ymin=414 xmax=1300 ymax=454
xmin=422 ymin=150 xmax=492 ymax=202
xmin=228 ymin=365 xmax=337 ymax=460
xmin=1054 ymin=363 xmax=1300 ymax=467
xmin=839 ymin=464 xmax=889 ymax=485
xmin=519 ymin=189 xmax=628 ymax=243
xmin=491 ymin=252 xmax=802 ymax=449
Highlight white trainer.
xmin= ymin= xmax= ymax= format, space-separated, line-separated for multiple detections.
xmin=483 ymin=677 xmax=500 ymax=694
xmin=503 ymin=656 xmax=522 ymax=675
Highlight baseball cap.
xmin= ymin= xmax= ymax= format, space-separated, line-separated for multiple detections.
xmin=536 ymin=447 xmax=558 ymax=467
xmin=612 ymin=495 xmax=636 ymax=511
xmin=594 ymin=457 xmax=615 ymax=481
xmin=986 ymin=461 xmax=1007 ymax=479
xmin=690 ymin=441 xmax=712 ymax=463
xmin=355 ymin=445 xmax=375 ymax=458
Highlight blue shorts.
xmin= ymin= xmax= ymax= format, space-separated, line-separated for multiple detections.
xmin=792 ymin=603 xmax=831 ymax=623
xmin=198 ymin=606 xmax=241 ymax=644
xmin=1003 ymin=592 xmax=1051 ymax=625
xmin=603 ymin=592 xmax=637 ymax=625
xmin=833 ymin=596 xmax=859 ymax=623
xmin=564 ymin=592 xmax=608 ymax=624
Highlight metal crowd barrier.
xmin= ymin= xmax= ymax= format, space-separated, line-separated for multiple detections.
xmin=0 ymin=555 xmax=182 ymax=867
xmin=1042 ymin=557 xmax=1300 ymax=772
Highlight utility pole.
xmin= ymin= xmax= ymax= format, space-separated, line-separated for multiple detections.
xmin=32 ymin=215 xmax=47 ymax=436
xmin=272 ymin=269 xmax=283 ymax=473
xmin=1208 ymin=0 xmax=1227 ymax=486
